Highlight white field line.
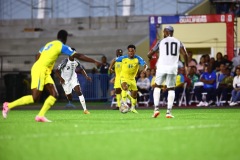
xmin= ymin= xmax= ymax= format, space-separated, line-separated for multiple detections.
xmin=0 ymin=124 xmax=222 ymax=140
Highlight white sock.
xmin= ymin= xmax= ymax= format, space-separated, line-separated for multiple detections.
xmin=79 ymin=95 xmax=87 ymax=110
xmin=153 ymin=87 xmax=161 ymax=109
xmin=167 ymin=90 xmax=175 ymax=113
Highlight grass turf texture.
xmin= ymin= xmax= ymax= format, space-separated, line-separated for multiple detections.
xmin=1 ymin=108 xmax=240 ymax=160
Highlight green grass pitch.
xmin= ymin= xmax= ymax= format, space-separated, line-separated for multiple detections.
xmin=1 ymin=108 xmax=240 ymax=160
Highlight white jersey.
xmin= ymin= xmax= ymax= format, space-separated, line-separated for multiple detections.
xmin=153 ymin=36 xmax=183 ymax=75
xmin=57 ymin=58 xmax=81 ymax=83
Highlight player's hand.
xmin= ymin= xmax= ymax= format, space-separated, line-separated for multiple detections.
xmin=86 ymin=76 xmax=92 ymax=82
xmin=95 ymin=61 xmax=102 ymax=68
xmin=60 ymin=78 xmax=65 ymax=84
xmin=147 ymin=54 xmax=152 ymax=60
xmin=109 ymin=68 xmax=114 ymax=74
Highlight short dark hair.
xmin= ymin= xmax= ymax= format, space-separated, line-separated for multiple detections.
xmin=127 ymin=44 xmax=136 ymax=50
xmin=57 ymin=30 xmax=68 ymax=41
xmin=116 ymin=49 xmax=123 ymax=53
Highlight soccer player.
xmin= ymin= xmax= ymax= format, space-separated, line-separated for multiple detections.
xmin=55 ymin=53 xmax=91 ymax=114
xmin=2 ymin=30 xmax=101 ymax=122
xmin=109 ymin=49 xmax=123 ymax=110
xmin=147 ymin=26 xmax=188 ymax=118
xmin=109 ymin=44 xmax=148 ymax=113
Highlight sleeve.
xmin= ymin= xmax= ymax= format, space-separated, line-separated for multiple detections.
xmin=57 ymin=58 xmax=68 ymax=70
xmin=75 ymin=59 xmax=83 ymax=70
xmin=39 ymin=47 xmax=44 ymax=53
xmin=116 ymin=55 xmax=127 ymax=62
xmin=135 ymin=55 xmax=146 ymax=66
xmin=152 ymin=40 xmax=160 ymax=52
xmin=61 ymin=44 xmax=76 ymax=56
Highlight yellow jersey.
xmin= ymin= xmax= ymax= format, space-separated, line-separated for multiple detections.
xmin=37 ymin=40 xmax=75 ymax=74
xmin=114 ymin=58 xmax=122 ymax=78
xmin=116 ymin=55 xmax=146 ymax=80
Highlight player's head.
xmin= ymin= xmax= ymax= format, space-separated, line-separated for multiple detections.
xmin=57 ymin=30 xmax=68 ymax=44
xmin=127 ymin=44 xmax=136 ymax=58
xmin=116 ymin=49 xmax=123 ymax=57
xmin=163 ymin=26 xmax=174 ymax=37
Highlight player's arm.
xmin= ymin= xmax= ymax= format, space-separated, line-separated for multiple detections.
xmin=180 ymin=43 xmax=189 ymax=74
xmin=35 ymin=53 xmax=41 ymax=61
xmin=55 ymin=59 xmax=67 ymax=84
xmin=55 ymin=68 xmax=65 ymax=84
xmin=78 ymin=66 xmax=92 ymax=81
xmin=61 ymin=45 xmax=102 ymax=67
xmin=147 ymin=40 xmax=160 ymax=59
xmin=109 ymin=58 xmax=116 ymax=73
xmin=72 ymin=53 xmax=102 ymax=68
xmin=143 ymin=64 xmax=148 ymax=73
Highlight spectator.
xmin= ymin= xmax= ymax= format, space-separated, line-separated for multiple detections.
xmin=174 ymin=67 xmax=186 ymax=106
xmin=187 ymin=51 xmax=197 ymax=69
xmin=196 ymin=64 xmax=217 ymax=107
xmin=196 ymin=55 xmax=206 ymax=74
xmin=216 ymin=67 xmax=233 ymax=104
xmin=188 ymin=66 xmax=199 ymax=90
xmin=210 ymin=57 xmax=216 ymax=71
xmin=99 ymin=55 xmax=110 ymax=100
xmin=229 ymin=68 xmax=240 ymax=106
xmin=204 ymin=54 xmax=211 ymax=65
xmin=148 ymin=68 xmax=156 ymax=106
xmin=223 ymin=54 xmax=232 ymax=68
xmin=137 ymin=70 xmax=151 ymax=102
xmin=214 ymin=52 xmax=225 ymax=71
xmin=146 ymin=68 xmax=153 ymax=82
xmin=232 ymin=49 xmax=240 ymax=73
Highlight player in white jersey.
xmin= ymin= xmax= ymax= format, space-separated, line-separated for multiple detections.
xmin=55 ymin=51 xmax=91 ymax=114
xmin=147 ymin=26 xmax=188 ymax=118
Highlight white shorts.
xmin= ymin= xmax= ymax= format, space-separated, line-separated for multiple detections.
xmin=62 ymin=78 xmax=80 ymax=95
xmin=155 ymin=73 xmax=176 ymax=88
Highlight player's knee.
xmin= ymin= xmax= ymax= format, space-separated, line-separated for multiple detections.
xmin=51 ymin=92 xmax=59 ymax=99
xmin=122 ymin=86 xmax=128 ymax=91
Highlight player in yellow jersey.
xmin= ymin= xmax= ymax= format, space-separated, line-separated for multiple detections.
xmin=109 ymin=49 xmax=123 ymax=109
xmin=109 ymin=44 xmax=148 ymax=113
xmin=2 ymin=30 xmax=101 ymax=122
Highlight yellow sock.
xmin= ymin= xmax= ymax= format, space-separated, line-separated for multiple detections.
xmin=116 ymin=94 xmax=121 ymax=107
xmin=121 ymin=90 xmax=127 ymax=103
xmin=8 ymin=95 xmax=34 ymax=109
xmin=131 ymin=97 xmax=137 ymax=109
xmin=38 ymin=96 xmax=56 ymax=117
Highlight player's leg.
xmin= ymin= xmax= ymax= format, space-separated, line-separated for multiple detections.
xmin=35 ymin=75 xmax=58 ymax=122
xmin=114 ymin=76 xmax=122 ymax=109
xmin=130 ymin=90 xmax=138 ymax=113
xmin=2 ymin=65 xmax=41 ymax=119
xmin=115 ymin=88 xmax=122 ymax=109
xmin=65 ymin=93 xmax=76 ymax=108
xmin=62 ymin=82 xmax=75 ymax=108
xmin=74 ymin=84 xmax=90 ymax=114
xmin=121 ymin=80 xmax=129 ymax=104
xmin=128 ymin=80 xmax=138 ymax=113
xmin=152 ymin=73 xmax=165 ymax=118
xmin=165 ymin=74 xmax=177 ymax=118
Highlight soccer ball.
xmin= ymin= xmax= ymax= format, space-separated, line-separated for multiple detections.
xmin=120 ymin=103 xmax=129 ymax=114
